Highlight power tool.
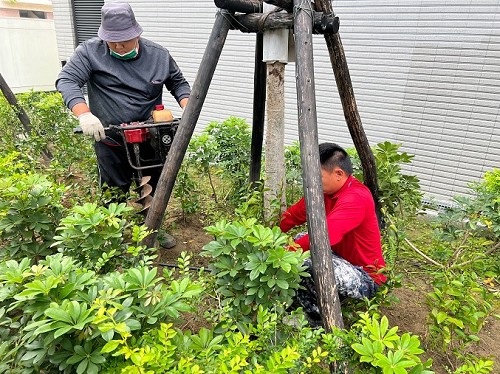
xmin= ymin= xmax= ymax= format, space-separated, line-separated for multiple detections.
xmin=75 ymin=118 xmax=179 ymax=212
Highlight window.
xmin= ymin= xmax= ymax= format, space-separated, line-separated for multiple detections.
xmin=19 ymin=10 xmax=47 ymax=19
xmin=72 ymin=0 xmax=104 ymax=46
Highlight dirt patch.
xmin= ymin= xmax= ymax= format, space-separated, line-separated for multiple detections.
xmin=381 ymin=283 xmax=431 ymax=341
xmin=155 ymin=216 xmax=213 ymax=269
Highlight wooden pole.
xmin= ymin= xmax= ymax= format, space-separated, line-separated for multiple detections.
xmin=264 ymin=0 xmax=295 ymax=12
xmin=214 ymin=0 xmax=297 ymax=13
xmin=214 ymin=0 xmax=261 ymax=13
xmin=293 ymin=0 xmax=344 ymax=333
xmin=314 ymin=0 xmax=382 ymax=227
xmin=230 ymin=12 xmax=339 ymax=34
xmin=0 ymin=73 xmax=52 ymax=161
xmin=249 ymin=33 xmax=266 ymax=187
xmin=142 ymin=10 xmax=232 ymax=247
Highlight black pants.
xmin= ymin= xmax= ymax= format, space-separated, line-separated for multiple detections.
xmin=93 ymin=133 xmax=162 ymax=194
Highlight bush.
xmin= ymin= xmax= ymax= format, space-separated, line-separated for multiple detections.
xmin=0 ymin=91 xmax=95 ymax=179
xmin=284 ymin=141 xmax=303 ymax=206
xmin=101 ymin=306 xmax=330 ymax=373
xmin=0 ymin=254 xmax=202 ymax=373
xmin=52 ymin=202 xmax=156 ymax=273
xmin=187 ymin=117 xmax=251 ymax=204
xmin=333 ymin=312 xmax=434 ymax=373
xmin=0 ymin=171 xmax=66 ymax=261
xmin=351 ymin=142 xmax=422 ymax=217
xmin=201 ymin=218 xmax=309 ymax=319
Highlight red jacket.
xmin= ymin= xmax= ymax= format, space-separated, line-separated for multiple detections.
xmin=280 ymin=175 xmax=386 ymax=284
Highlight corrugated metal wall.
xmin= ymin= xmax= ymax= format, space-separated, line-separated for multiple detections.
xmin=332 ymin=0 xmax=500 ymax=200
xmin=52 ymin=0 xmax=500 ymax=204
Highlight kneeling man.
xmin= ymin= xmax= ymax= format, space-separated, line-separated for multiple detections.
xmin=280 ymin=143 xmax=386 ymax=322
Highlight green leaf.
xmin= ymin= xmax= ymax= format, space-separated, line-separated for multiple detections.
xmin=76 ymin=358 xmax=89 ymax=374
xmin=45 ymin=307 xmax=73 ymax=324
xmin=54 ymin=325 xmax=74 ymax=338
xmin=435 ymin=312 xmax=447 ymax=324
xmin=446 ymin=317 xmax=464 ymax=328
xmin=276 ymin=279 xmax=289 ymax=290
xmin=66 ymin=354 xmax=84 ymax=365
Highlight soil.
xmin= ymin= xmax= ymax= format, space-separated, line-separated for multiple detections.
xmin=156 ymin=217 xmax=500 ymax=374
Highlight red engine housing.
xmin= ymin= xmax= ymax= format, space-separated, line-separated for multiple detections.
xmin=121 ymin=122 xmax=150 ymax=143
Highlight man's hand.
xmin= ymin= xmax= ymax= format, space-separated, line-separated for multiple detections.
xmin=78 ymin=112 xmax=106 ymax=141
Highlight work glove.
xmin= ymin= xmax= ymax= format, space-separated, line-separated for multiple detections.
xmin=78 ymin=112 xmax=106 ymax=141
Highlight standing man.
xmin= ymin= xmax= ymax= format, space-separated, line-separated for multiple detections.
xmin=280 ymin=143 xmax=386 ymax=323
xmin=56 ymin=2 xmax=191 ymax=248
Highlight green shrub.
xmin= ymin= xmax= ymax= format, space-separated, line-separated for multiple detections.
xmin=52 ymin=202 xmax=157 ymax=273
xmin=187 ymin=117 xmax=251 ymax=204
xmin=0 ymin=172 xmax=66 ymax=261
xmin=0 ymin=91 xmax=94 ymax=176
xmin=201 ymin=218 xmax=309 ymax=319
xmin=429 ymin=170 xmax=499 ymax=274
xmin=427 ymin=271 xmax=495 ymax=355
xmin=323 ymin=312 xmax=434 ymax=374
xmin=457 ymin=168 xmax=500 ymax=237
xmin=101 ymin=306 xmax=332 ymax=373
xmin=284 ymin=141 xmax=303 ymax=206
xmin=173 ymin=163 xmax=201 ymax=220
xmin=351 ymin=142 xmax=422 ymax=217
xmin=0 ymin=254 xmax=202 ymax=373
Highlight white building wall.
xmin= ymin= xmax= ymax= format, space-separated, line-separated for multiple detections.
xmin=0 ymin=15 xmax=60 ymax=93
xmin=51 ymin=0 xmax=500 ymax=204
xmin=52 ymin=0 xmax=75 ymax=59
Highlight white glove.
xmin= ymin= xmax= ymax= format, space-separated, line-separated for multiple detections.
xmin=78 ymin=112 xmax=106 ymax=141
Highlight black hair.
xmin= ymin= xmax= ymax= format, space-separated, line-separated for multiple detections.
xmin=319 ymin=142 xmax=353 ymax=175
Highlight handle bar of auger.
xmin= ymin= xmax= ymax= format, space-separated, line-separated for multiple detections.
xmin=73 ymin=119 xmax=180 ymax=134
xmin=73 ymin=121 xmax=180 ymax=171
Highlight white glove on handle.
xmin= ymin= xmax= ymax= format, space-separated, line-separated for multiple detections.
xmin=78 ymin=112 xmax=106 ymax=141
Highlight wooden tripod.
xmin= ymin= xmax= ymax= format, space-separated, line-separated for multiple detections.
xmin=143 ymin=0 xmax=380 ymax=334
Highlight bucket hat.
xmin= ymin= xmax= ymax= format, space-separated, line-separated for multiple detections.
xmin=97 ymin=2 xmax=143 ymax=42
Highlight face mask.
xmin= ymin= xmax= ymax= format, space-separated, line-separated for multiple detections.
xmin=110 ymin=44 xmax=138 ymax=60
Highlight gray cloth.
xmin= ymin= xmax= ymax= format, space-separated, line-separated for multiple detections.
xmin=56 ymin=37 xmax=191 ymax=125
xmin=295 ymin=255 xmax=378 ymax=326
xmin=97 ymin=2 xmax=143 ymax=42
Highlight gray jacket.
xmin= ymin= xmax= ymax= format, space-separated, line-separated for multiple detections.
xmin=56 ymin=37 xmax=191 ymax=125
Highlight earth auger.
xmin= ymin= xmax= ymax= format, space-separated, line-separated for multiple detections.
xmin=75 ymin=118 xmax=179 ymax=214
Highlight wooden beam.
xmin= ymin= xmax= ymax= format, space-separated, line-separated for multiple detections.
xmin=293 ymin=0 xmax=344 ymax=333
xmin=214 ymin=0 xmax=313 ymax=14
xmin=0 ymin=73 xmax=52 ymax=161
xmin=249 ymin=33 xmax=266 ymax=187
xmin=214 ymin=0 xmax=262 ymax=13
xmin=230 ymin=11 xmax=339 ymax=34
xmin=314 ymin=0 xmax=382 ymax=227
xmin=264 ymin=0 xmax=297 ymax=13
xmin=142 ymin=10 xmax=232 ymax=247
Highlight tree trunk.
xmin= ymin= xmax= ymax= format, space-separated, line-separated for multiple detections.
xmin=293 ymin=0 xmax=344 ymax=334
xmin=264 ymin=61 xmax=286 ymax=221
xmin=142 ymin=10 xmax=232 ymax=247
